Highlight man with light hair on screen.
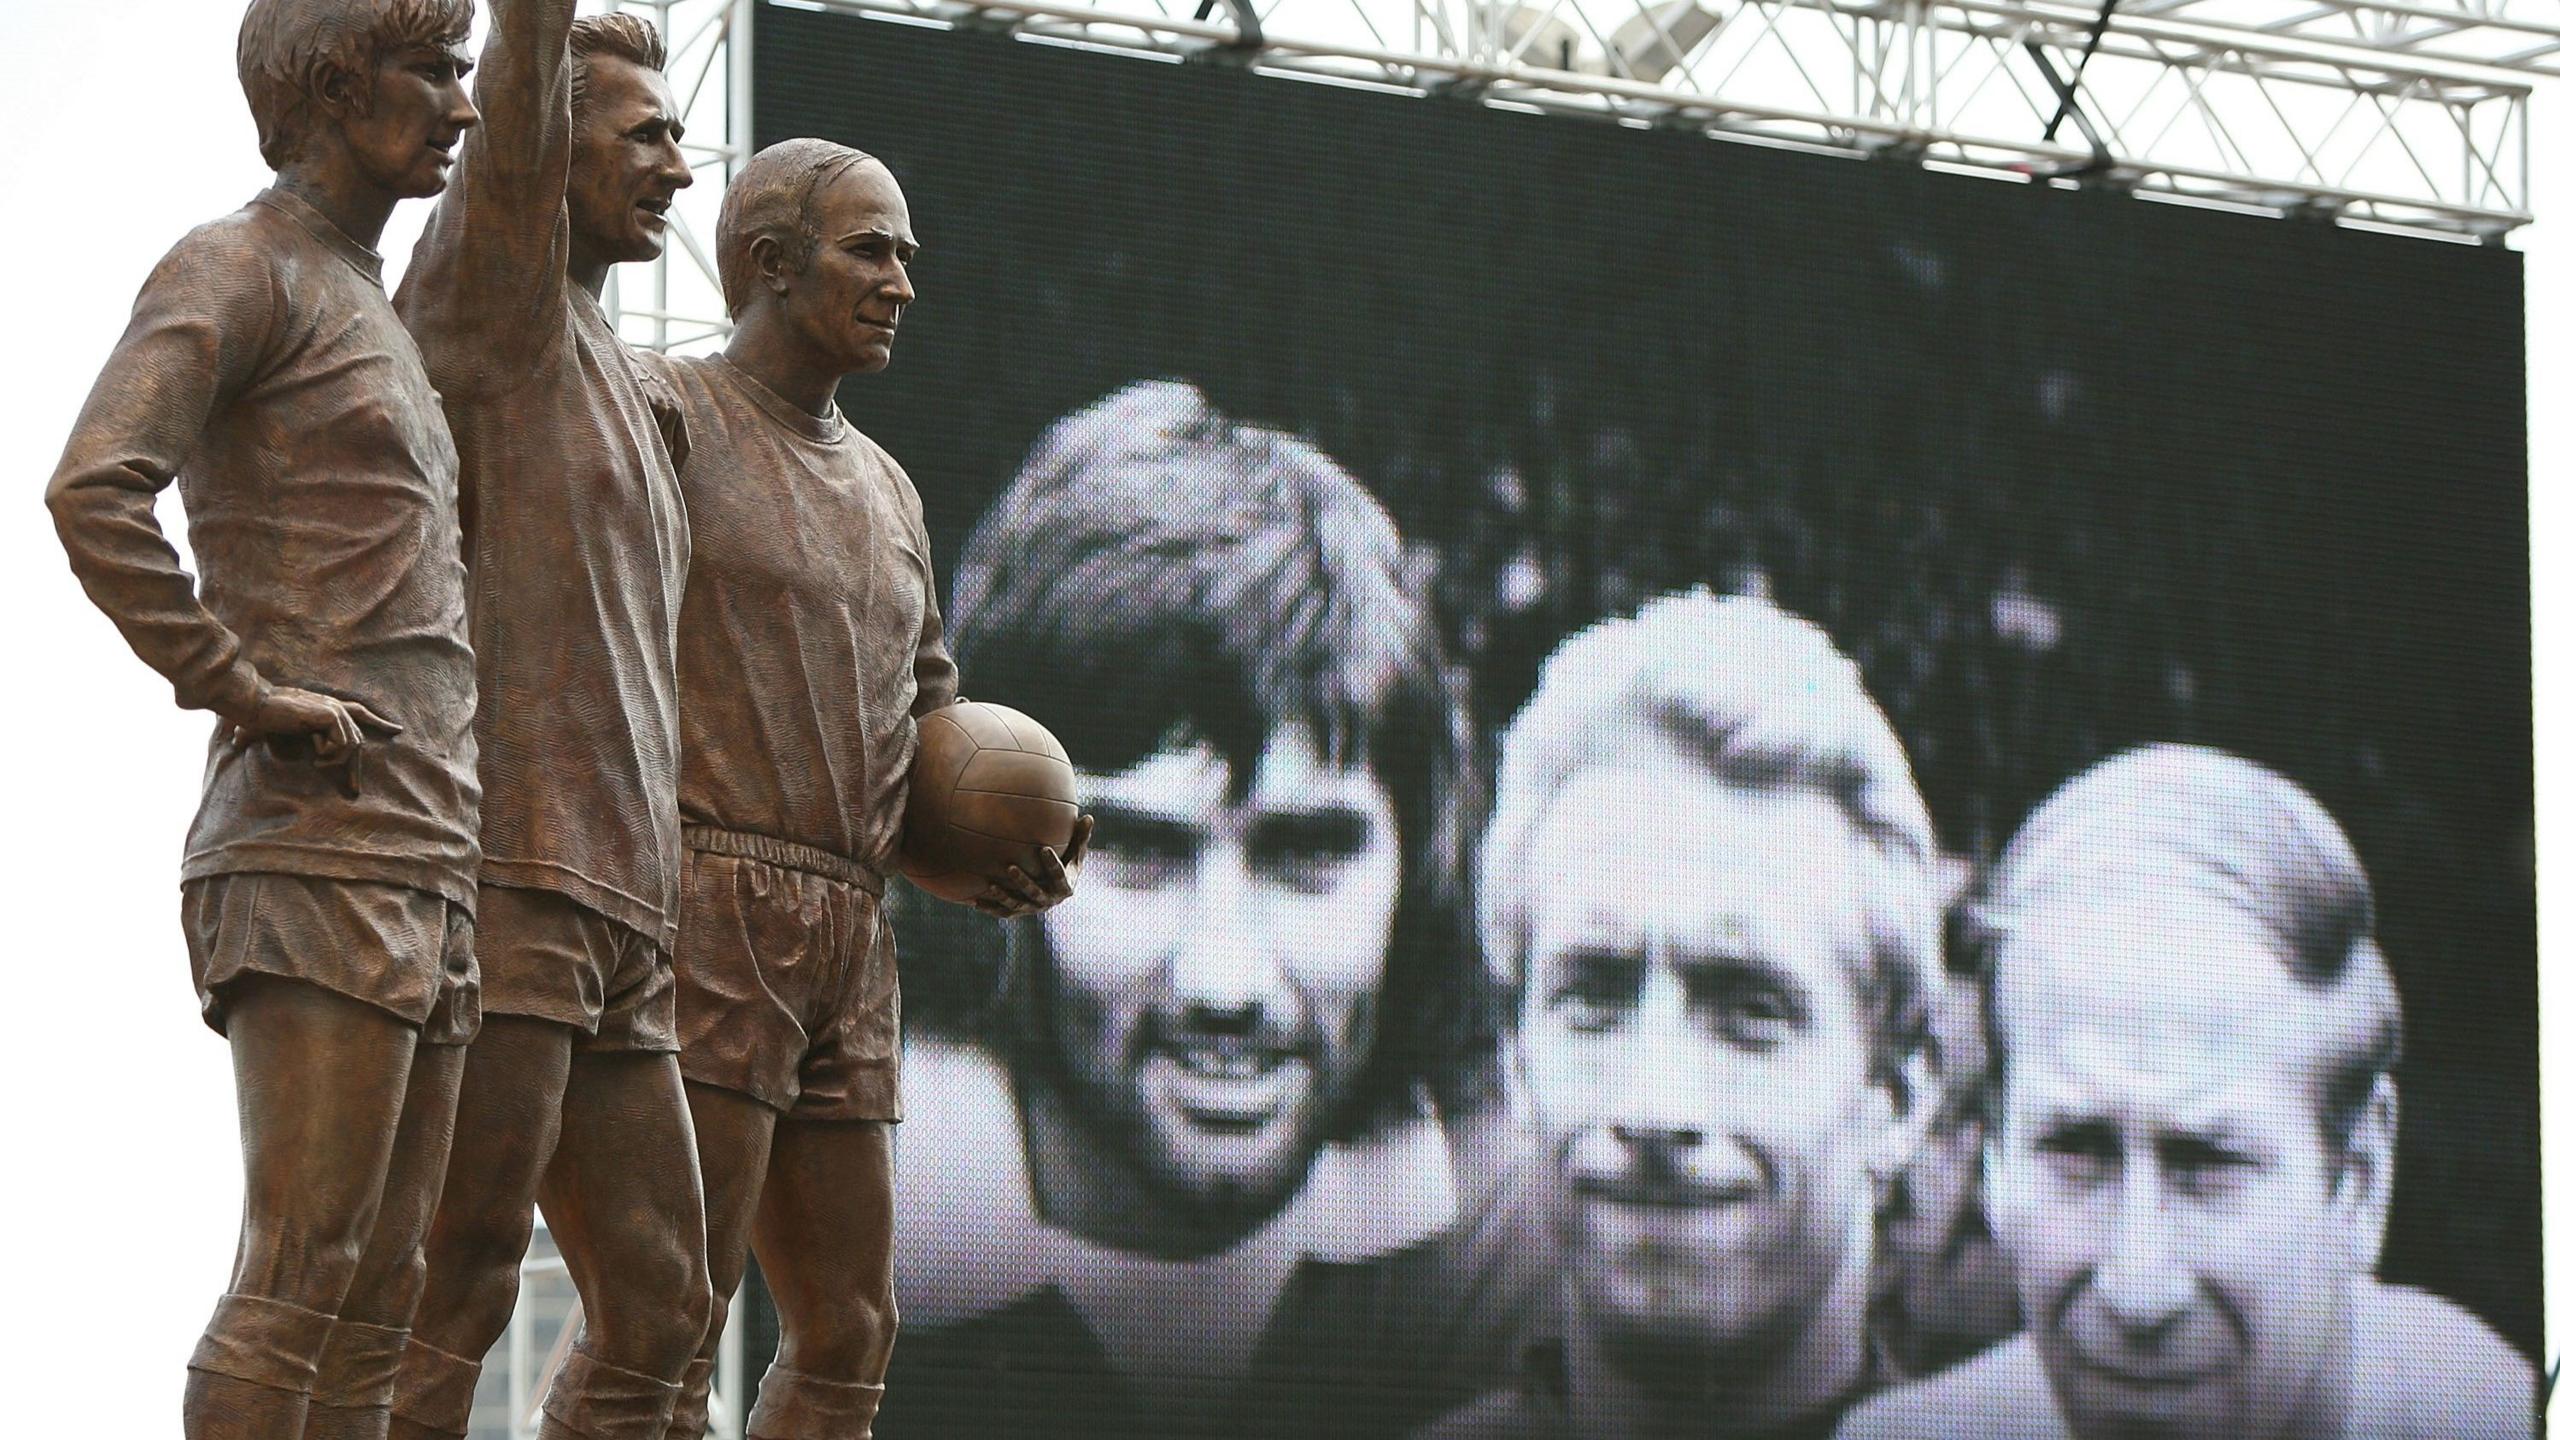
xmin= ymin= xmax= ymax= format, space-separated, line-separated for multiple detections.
xmin=889 ymin=379 xmax=1533 ymax=1440
xmin=1424 ymin=587 xmax=1946 ymax=1440
xmin=1836 ymin=744 xmax=2534 ymax=1440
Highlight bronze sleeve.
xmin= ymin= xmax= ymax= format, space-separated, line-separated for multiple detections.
xmin=398 ymin=0 xmax=578 ymax=398
xmin=45 ymin=237 xmax=276 ymax=716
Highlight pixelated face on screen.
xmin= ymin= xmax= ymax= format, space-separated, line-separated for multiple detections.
xmin=1987 ymin=898 xmax=2389 ymax=1440
xmin=1036 ymin=722 xmax=1400 ymax=1220
xmin=1514 ymin=746 xmax=1907 ymax=1355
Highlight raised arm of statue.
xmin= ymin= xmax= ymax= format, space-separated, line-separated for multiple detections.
xmin=48 ymin=232 xmax=276 ymax=722
xmin=399 ymin=0 xmax=579 ymax=398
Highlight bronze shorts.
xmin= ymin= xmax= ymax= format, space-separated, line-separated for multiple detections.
xmin=476 ymin=882 xmax=677 ymax=1053
xmin=182 ymin=872 xmax=479 ymax=1045
xmin=673 ymin=827 xmax=900 ymax=1122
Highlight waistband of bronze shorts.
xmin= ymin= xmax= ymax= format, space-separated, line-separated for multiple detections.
xmin=683 ymin=826 xmax=885 ymax=895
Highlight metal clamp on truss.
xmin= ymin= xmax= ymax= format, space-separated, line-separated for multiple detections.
xmin=1186 ymin=0 xmax=1267 ymax=61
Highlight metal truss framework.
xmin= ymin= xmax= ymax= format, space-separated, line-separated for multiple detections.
xmin=597 ymin=0 xmax=2543 ymax=351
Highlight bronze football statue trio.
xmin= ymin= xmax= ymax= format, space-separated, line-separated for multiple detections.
xmin=46 ymin=2 xmax=1082 ymax=1438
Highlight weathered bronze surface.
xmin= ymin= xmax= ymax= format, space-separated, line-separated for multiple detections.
xmin=655 ymin=137 xmax=1083 ymax=1440
xmin=45 ymin=3 xmax=483 ymax=1436
xmin=386 ymin=5 xmax=711 ymax=1438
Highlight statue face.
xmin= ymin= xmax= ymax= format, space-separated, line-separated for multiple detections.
xmin=1985 ymin=901 xmax=2378 ymax=1440
xmin=1512 ymin=759 xmax=1901 ymax=1360
xmin=567 ymin=55 xmax=692 ymax=269
xmin=779 ymin=163 xmax=917 ymax=376
xmin=1034 ymin=723 xmax=1400 ymax=1233
xmin=336 ymin=42 xmax=478 ymax=200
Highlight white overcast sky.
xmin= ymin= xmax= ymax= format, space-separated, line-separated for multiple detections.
xmin=0 ymin=2 xmax=2549 ymax=1429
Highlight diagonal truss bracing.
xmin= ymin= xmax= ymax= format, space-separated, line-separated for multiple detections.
xmin=2113 ymin=0 xmax=2560 ymax=74
xmin=594 ymin=0 xmax=2535 ymax=350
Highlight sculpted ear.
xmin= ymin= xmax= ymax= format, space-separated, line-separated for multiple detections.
xmin=750 ymin=234 xmax=793 ymax=297
xmin=313 ymin=58 xmax=367 ymax=122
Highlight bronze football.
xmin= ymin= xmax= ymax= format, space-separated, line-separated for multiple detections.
xmin=899 ymin=702 xmax=1080 ymax=904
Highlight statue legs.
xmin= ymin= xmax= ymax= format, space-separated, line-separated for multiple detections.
xmin=191 ymin=976 xmax=422 ymax=1440
xmin=305 ymin=1038 xmax=467 ymax=1440
xmin=537 ymin=1046 xmax=712 ymax=1438
xmin=664 ymin=1082 xmax=777 ymax=1440
xmin=389 ymin=1030 xmax=710 ymax=1440
xmin=664 ymin=1090 xmax=896 ymax=1440
xmin=391 ymin=887 xmax=711 ymax=1440
xmin=748 ymin=1117 xmax=897 ymax=1440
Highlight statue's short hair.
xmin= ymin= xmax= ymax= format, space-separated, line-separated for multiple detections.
xmin=1973 ymin=743 xmax=2404 ymax=1160
xmin=1479 ymin=588 xmax=1946 ymax=1089
xmin=237 ymin=0 xmax=472 ymax=170
xmin=717 ymin=139 xmax=880 ymax=320
xmin=951 ymin=380 xmax=1491 ymax=1129
xmin=569 ymin=11 xmax=669 ymax=117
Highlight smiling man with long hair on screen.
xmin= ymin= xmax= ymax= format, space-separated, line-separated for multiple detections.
xmin=888 ymin=380 xmax=1531 ymax=1440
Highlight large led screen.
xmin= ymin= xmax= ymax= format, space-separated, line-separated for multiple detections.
xmin=753 ymin=8 xmax=2537 ymax=1437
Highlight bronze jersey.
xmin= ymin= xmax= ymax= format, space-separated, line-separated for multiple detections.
xmin=50 ymin=189 xmax=480 ymax=905
xmin=397 ymin=34 xmax=691 ymax=945
xmin=662 ymin=354 xmax=956 ymax=871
